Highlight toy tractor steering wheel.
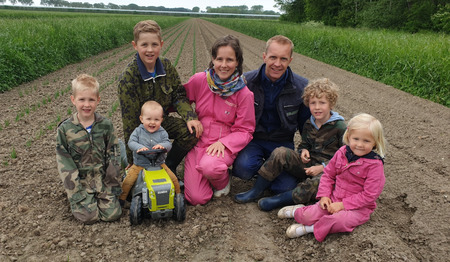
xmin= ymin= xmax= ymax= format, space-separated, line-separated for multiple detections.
xmin=137 ymin=148 xmax=167 ymax=167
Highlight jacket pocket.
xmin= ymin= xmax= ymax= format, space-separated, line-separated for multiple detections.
xmin=283 ymin=104 xmax=299 ymax=125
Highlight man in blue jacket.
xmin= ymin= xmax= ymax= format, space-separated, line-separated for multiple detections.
xmin=232 ymin=35 xmax=310 ymax=200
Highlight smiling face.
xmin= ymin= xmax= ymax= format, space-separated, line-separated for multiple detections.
xmin=132 ymin=32 xmax=163 ymax=73
xmin=71 ymin=89 xmax=100 ymax=123
xmin=139 ymin=105 xmax=163 ymax=133
xmin=212 ymin=45 xmax=239 ymax=81
xmin=308 ymin=95 xmax=332 ymax=126
xmin=263 ymin=41 xmax=293 ymax=82
xmin=348 ymin=128 xmax=376 ymax=157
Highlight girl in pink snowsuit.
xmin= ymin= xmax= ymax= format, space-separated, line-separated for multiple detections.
xmin=278 ymin=113 xmax=386 ymax=242
xmin=183 ymin=35 xmax=255 ymax=205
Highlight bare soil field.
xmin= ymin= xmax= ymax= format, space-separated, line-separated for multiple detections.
xmin=0 ymin=18 xmax=449 ymax=262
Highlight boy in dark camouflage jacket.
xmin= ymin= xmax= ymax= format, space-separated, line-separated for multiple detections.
xmin=56 ymin=74 xmax=122 ymax=224
xmin=118 ymin=20 xmax=202 ymax=176
xmin=234 ymin=79 xmax=346 ymax=211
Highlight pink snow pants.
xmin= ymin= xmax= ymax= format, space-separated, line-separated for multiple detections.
xmin=184 ymin=147 xmax=235 ymax=205
xmin=294 ymin=202 xmax=373 ymax=242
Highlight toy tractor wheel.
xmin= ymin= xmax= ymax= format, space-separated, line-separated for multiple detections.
xmin=129 ymin=195 xmax=143 ymax=225
xmin=173 ymin=193 xmax=186 ymax=222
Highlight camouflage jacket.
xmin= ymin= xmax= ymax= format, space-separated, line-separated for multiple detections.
xmin=56 ymin=112 xmax=122 ymax=201
xmin=118 ymin=54 xmax=197 ymax=161
xmin=298 ymin=111 xmax=346 ymax=166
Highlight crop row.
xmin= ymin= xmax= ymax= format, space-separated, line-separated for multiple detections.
xmin=0 ymin=19 xmax=194 ymax=166
xmin=207 ymin=18 xmax=450 ymax=107
xmin=0 ymin=9 xmax=188 ymax=92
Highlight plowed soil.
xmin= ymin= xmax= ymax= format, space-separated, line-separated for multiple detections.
xmin=0 ymin=18 xmax=448 ymax=262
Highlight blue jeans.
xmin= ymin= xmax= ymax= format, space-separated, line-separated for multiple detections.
xmin=232 ymin=139 xmax=298 ymax=194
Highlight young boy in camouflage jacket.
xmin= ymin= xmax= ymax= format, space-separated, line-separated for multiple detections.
xmin=234 ymin=78 xmax=346 ymax=211
xmin=118 ymin=20 xmax=202 ymax=176
xmin=56 ymin=74 xmax=122 ymax=224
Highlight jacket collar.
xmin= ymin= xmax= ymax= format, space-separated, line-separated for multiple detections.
xmin=136 ymin=53 xmax=166 ymax=81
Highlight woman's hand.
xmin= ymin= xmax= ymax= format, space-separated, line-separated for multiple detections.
xmin=206 ymin=141 xmax=225 ymax=158
xmin=187 ymin=120 xmax=203 ymax=138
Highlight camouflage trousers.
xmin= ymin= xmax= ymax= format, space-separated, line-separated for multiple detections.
xmin=69 ymin=173 xmax=122 ymax=224
xmin=162 ymin=115 xmax=198 ymax=152
xmin=292 ymin=175 xmax=321 ymax=204
xmin=258 ymin=146 xmax=321 ymax=204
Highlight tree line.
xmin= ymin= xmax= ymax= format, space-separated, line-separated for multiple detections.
xmin=0 ymin=0 xmax=278 ymax=15
xmin=275 ymin=0 xmax=449 ymax=33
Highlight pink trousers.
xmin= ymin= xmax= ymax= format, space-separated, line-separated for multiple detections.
xmin=294 ymin=202 xmax=373 ymax=242
xmin=184 ymin=146 xmax=235 ymax=205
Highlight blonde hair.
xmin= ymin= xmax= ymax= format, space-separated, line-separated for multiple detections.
xmin=343 ymin=113 xmax=387 ymax=157
xmin=71 ymin=74 xmax=99 ymax=96
xmin=302 ymin=78 xmax=339 ymax=108
xmin=133 ymin=20 xmax=162 ymax=43
xmin=266 ymin=35 xmax=294 ymax=57
xmin=141 ymin=100 xmax=163 ymax=117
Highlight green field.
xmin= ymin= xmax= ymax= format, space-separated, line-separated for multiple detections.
xmin=0 ymin=10 xmax=448 ymax=107
xmin=208 ymin=19 xmax=450 ymax=107
xmin=0 ymin=10 xmax=187 ymax=92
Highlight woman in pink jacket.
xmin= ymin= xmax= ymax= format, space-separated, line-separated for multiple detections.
xmin=183 ymin=35 xmax=255 ymax=205
xmin=278 ymin=113 xmax=386 ymax=242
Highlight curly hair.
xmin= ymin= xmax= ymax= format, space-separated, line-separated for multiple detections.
xmin=302 ymin=78 xmax=339 ymax=108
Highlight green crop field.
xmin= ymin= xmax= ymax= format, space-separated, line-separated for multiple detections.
xmin=0 ymin=9 xmax=448 ymax=107
xmin=208 ymin=18 xmax=450 ymax=107
xmin=0 ymin=10 xmax=187 ymax=92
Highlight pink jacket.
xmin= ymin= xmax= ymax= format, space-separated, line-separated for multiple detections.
xmin=184 ymin=72 xmax=255 ymax=154
xmin=317 ymin=146 xmax=385 ymax=211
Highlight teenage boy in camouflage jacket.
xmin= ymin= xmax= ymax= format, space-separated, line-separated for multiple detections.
xmin=56 ymin=74 xmax=122 ymax=224
xmin=235 ymin=78 xmax=346 ymax=211
xmin=118 ymin=20 xmax=202 ymax=175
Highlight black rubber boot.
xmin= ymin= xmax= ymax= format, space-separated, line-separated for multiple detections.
xmin=165 ymin=143 xmax=190 ymax=178
xmin=258 ymin=189 xmax=295 ymax=211
xmin=234 ymin=176 xmax=271 ymax=203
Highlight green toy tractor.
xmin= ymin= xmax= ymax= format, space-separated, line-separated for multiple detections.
xmin=129 ymin=149 xmax=186 ymax=225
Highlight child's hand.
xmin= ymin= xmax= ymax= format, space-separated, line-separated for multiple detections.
xmin=137 ymin=147 xmax=149 ymax=152
xmin=304 ymin=165 xmax=324 ymax=176
xmin=300 ymin=149 xmax=310 ymax=163
xmin=319 ymin=197 xmax=332 ymax=210
xmin=206 ymin=141 xmax=225 ymax=157
xmin=152 ymin=144 xmax=164 ymax=149
xmin=187 ymin=120 xmax=203 ymax=138
xmin=327 ymin=202 xmax=344 ymax=214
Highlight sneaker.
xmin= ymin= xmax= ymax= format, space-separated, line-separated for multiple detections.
xmin=286 ymin=224 xmax=308 ymax=238
xmin=277 ymin=204 xmax=305 ymax=219
xmin=214 ymin=176 xmax=231 ymax=197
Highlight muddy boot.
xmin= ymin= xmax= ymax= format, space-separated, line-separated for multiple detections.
xmin=234 ymin=176 xmax=271 ymax=203
xmin=258 ymin=189 xmax=295 ymax=211
xmin=165 ymin=143 xmax=190 ymax=179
